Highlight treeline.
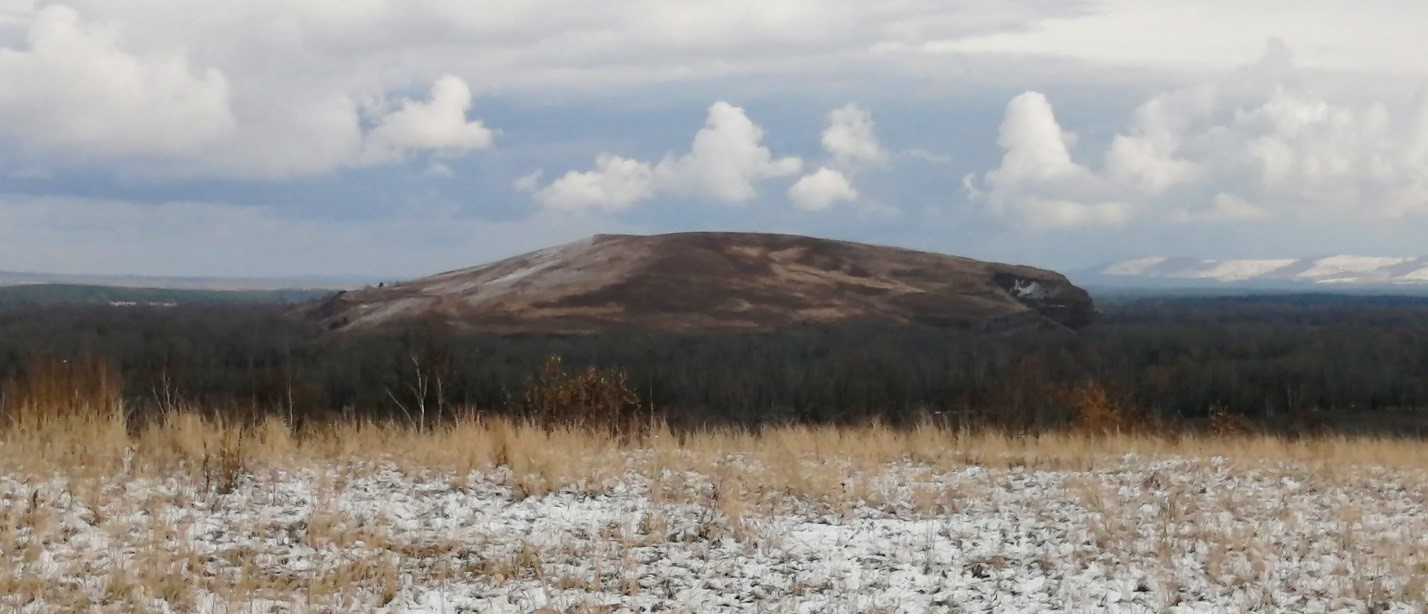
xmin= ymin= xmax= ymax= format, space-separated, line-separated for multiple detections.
xmin=0 ymin=284 xmax=330 ymax=305
xmin=1 ymin=294 xmax=1427 ymax=435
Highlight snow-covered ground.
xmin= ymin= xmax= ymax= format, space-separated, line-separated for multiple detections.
xmin=3 ymin=455 xmax=1425 ymax=612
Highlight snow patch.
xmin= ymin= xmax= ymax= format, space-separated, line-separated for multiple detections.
xmin=1185 ymin=259 xmax=1295 ymax=282
xmin=1295 ymin=255 xmax=1414 ymax=280
xmin=1096 ymin=255 xmax=1428 ymax=285
xmin=1010 ymin=278 xmax=1047 ymax=299
xmin=425 ymin=239 xmax=601 ymax=295
xmin=1399 ymin=266 xmax=1428 ymax=282
xmin=1101 ymin=257 xmax=1168 ymax=276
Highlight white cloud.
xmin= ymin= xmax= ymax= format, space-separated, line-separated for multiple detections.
xmin=653 ymin=101 xmax=802 ymax=202
xmin=179 ymin=75 xmax=496 ymax=178
xmin=537 ymin=154 xmax=655 ymax=212
xmin=0 ymin=5 xmax=235 ymax=158
xmin=789 ymin=167 xmax=858 ymax=211
xmin=968 ymin=42 xmax=1428 ymax=228
xmin=363 ymin=75 xmax=493 ymax=163
xmin=1103 ymin=84 xmax=1212 ymax=193
xmin=967 ymin=91 xmax=1132 ymax=228
xmin=0 ymin=8 xmax=500 ymax=177
xmin=930 ymin=0 xmax=1428 ymax=76
xmin=785 ymin=103 xmax=890 ymax=212
xmin=989 ymin=92 xmax=1086 ymax=184
xmin=534 ymin=101 xmax=799 ymax=211
xmin=822 ymin=104 xmax=888 ymax=168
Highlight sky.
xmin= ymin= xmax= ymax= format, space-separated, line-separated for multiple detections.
xmin=2 ymin=0 xmax=1428 ymax=278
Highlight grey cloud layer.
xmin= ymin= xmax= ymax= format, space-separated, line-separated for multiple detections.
xmin=2 ymin=2 xmax=1428 ymax=276
xmin=0 ymin=0 xmax=1084 ymax=178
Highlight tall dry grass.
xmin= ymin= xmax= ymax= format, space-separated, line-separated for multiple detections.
xmin=0 ymin=356 xmax=129 ymax=471
xmin=4 ymin=398 xmax=1427 ymax=488
xmin=2 ymin=353 xmax=1425 ymax=486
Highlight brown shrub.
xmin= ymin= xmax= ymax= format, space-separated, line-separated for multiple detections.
xmin=515 ymin=356 xmax=650 ymax=443
xmin=1061 ymin=380 xmax=1149 ymax=436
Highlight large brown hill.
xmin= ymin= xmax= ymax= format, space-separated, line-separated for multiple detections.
xmin=301 ymin=232 xmax=1096 ymax=334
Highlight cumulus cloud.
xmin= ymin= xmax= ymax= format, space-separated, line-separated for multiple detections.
xmin=534 ymin=102 xmax=800 ymax=211
xmin=789 ymin=167 xmax=858 ymax=211
xmin=0 ymin=5 xmax=235 ymax=158
xmin=967 ymin=41 xmax=1428 ymax=228
xmin=537 ymin=155 xmax=656 ymax=212
xmin=1103 ymin=84 xmax=1211 ymax=194
xmin=181 ymin=74 xmax=496 ymax=178
xmin=654 ymin=101 xmax=803 ymax=201
xmin=786 ymin=103 xmax=889 ymax=212
xmin=0 ymin=8 xmax=500 ymax=177
xmin=822 ymin=104 xmax=888 ymax=169
xmin=362 ymin=75 xmax=494 ymax=163
xmin=966 ymin=91 xmax=1131 ymax=227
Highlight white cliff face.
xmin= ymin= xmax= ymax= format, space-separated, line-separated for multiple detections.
xmin=1010 ymin=278 xmax=1047 ymax=299
xmin=1088 ymin=255 xmax=1428 ymax=286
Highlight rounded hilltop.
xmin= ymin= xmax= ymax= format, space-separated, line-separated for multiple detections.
xmin=300 ymin=232 xmax=1096 ymax=334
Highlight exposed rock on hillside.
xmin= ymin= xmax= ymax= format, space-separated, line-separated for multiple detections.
xmin=301 ymin=233 xmax=1096 ymax=333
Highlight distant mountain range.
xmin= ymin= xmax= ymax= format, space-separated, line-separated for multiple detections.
xmin=1077 ymin=256 xmax=1428 ymax=288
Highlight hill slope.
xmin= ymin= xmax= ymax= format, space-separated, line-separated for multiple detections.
xmin=301 ymin=232 xmax=1096 ymax=333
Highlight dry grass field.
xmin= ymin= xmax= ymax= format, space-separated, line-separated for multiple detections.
xmin=3 ymin=392 xmax=1428 ymax=613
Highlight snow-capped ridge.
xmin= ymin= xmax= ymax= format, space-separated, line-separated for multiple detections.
xmin=1087 ymin=255 xmax=1428 ymax=286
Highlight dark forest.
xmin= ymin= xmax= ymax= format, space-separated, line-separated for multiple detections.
xmin=3 ymin=293 xmax=1427 ymax=436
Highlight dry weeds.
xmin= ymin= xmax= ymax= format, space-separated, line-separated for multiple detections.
xmin=2 ymin=392 xmax=1427 ymax=610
